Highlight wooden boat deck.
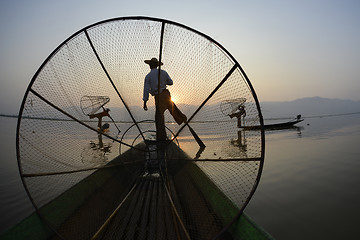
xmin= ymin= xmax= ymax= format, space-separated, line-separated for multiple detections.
xmin=51 ymin=168 xmax=227 ymax=239
xmin=3 ymin=142 xmax=275 ymax=240
xmin=99 ymin=174 xmax=180 ymax=240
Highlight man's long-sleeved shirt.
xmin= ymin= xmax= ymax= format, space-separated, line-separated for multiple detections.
xmin=143 ymin=68 xmax=173 ymax=101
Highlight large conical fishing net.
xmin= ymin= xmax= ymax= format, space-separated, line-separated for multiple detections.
xmin=16 ymin=17 xmax=265 ymax=239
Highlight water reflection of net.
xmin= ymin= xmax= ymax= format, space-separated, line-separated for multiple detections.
xmin=17 ymin=17 xmax=265 ymax=239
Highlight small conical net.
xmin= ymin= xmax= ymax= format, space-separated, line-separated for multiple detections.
xmin=80 ymin=95 xmax=110 ymax=116
xmin=17 ymin=17 xmax=264 ymax=239
xmin=220 ymin=97 xmax=247 ymax=116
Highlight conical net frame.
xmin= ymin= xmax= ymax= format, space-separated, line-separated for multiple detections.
xmin=220 ymin=97 xmax=247 ymax=116
xmin=16 ymin=17 xmax=265 ymax=239
xmin=80 ymin=95 xmax=110 ymax=116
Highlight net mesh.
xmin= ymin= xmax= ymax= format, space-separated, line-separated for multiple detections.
xmin=17 ymin=17 xmax=265 ymax=239
xmin=80 ymin=96 xmax=110 ymax=116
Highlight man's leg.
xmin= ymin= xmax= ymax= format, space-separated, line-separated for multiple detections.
xmin=161 ymin=90 xmax=186 ymax=125
xmin=97 ymin=117 xmax=102 ymax=129
xmin=170 ymin=103 xmax=187 ymax=125
xmin=155 ymin=103 xmax=167 ymax=140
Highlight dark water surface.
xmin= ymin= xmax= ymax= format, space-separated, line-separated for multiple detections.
xmin=0 ymin=117 xmax=33 ymax=233
xmin=246 ymin=114 xmax=360 ymax=239
xmin=1 ymin=114 xmax=360 ymax=239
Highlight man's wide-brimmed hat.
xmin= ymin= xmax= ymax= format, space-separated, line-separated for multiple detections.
xmin=144 ymin=57 xmax=163 ymax=66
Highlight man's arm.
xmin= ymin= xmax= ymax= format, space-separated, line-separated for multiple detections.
xmin=164 ymin=71 xmax=173 ymax=86
xmin=143 ymin=76 xmax=150 ymax=110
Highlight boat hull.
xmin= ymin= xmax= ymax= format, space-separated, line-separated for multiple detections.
xmin=241 ymin=119 xmax=304 ymax=131
xmin=1 ymin=142 xmax=274 ymax=240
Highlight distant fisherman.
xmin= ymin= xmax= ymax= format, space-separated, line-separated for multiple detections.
xmin=89 ymin=108 xmax=111 ymax=131
xmin=229 ymin=105 xmax=246 ymax=128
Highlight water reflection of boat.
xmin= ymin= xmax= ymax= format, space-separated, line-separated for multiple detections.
xmin=241 ymin=117 xmax=304 ymax=131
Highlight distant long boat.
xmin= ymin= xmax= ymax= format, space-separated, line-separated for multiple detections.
xmin=241 ymin=118 xmax=304 ymax=131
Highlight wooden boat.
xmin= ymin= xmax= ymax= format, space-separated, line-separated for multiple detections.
xmin=2 ymin=140 xmax=274 ymax=240
xmin=241 ymin=118 xmax=304 ymax=131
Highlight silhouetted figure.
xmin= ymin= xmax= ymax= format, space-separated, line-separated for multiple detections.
xmin=89 ymin=108 xmax=111 ymax=131
xmin=229 ymin=105 xmax=246 ymax=128
xmin=143 ymin=58 xmax=187 ymax=140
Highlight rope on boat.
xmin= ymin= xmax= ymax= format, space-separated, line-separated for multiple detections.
xmin=163 ymin=181 xmax=191 ymax=240
xmin=162 ymin=159 xmax=182 ymax=240
xmin=90 ymin=181 xmax=139 ymax=240
xmin=161 ymin=170 xmax=192 ymax=240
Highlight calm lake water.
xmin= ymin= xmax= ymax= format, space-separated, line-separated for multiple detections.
xmin=246 ymin=114 xmax=360 ymax=239
xmin=1 ymin=114 xmax=360 ymax=239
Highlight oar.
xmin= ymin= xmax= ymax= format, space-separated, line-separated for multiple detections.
xmin=108 ymin=114 xmax=121 ymax=134
xmin=187 ymin=124 xmax=206 ymax=149
xmin=101 ymin=107 xmax=121 ymax=136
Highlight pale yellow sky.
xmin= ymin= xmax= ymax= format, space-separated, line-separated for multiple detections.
xmin=1 ymin=0 xmax=360 ymax=114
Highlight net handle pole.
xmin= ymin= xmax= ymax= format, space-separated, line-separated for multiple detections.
xmin=91 ymin=181 xmax=139 ymax=240
xmin=171 ymin=64 xmax=239 ymax=144
xmin=157 ymin=21 xmax=205 ymax=150
xmin=84 ymin=30 xmax=147 ymax=144
xmin=157 ymin=22 xmax=165 ymax=109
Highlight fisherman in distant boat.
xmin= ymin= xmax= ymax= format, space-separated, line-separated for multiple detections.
xmin=89 ymin=107 xmax=111 ymax=132
xmin=143 ymin=58 xmax=187 ymax=140
xmin=228 ymin=105 xmax=246 ymax=128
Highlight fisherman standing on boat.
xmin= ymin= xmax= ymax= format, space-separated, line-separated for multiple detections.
xmin=229 ymin=105 xmax=246 ymax=128
xmin=89 ymin=107 xmax=111 ymax=132
xmin=143 ymin=58 xmax=187 ymax=140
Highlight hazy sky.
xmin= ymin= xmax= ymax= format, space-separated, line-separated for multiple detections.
xmin=1 ymin=0 xmax=359 ymax=114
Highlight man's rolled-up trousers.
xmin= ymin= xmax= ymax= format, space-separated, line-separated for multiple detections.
xmin=154 ymin=89 xmax=187 ymax=140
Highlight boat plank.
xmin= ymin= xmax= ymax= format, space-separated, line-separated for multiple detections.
xmin=156 ymin=179 xmax=166 ymax=240
xmin=148 ymin=177 xmax=158 ymax=240
xmin=168 ymin=176 xmax=186 ymax=239
xmin=137 ymin=179 xmax=154 ymax=240
xmin=163 ymin=185 xmax=177 ymax=239
xmin=104 ymin=179 xmax=143 ymax=239
xmin=125 ymin=178 xmax=149 ymax=240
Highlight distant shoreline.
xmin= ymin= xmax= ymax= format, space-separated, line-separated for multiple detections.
xmin=2 ymin=112 xmax=360 ymax=122
xmin=0 ymin=114 xmax=18 ymax=118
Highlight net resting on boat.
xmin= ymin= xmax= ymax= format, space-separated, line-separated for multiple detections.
xmin=15 ymin=16 xmax=266 ymax=240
